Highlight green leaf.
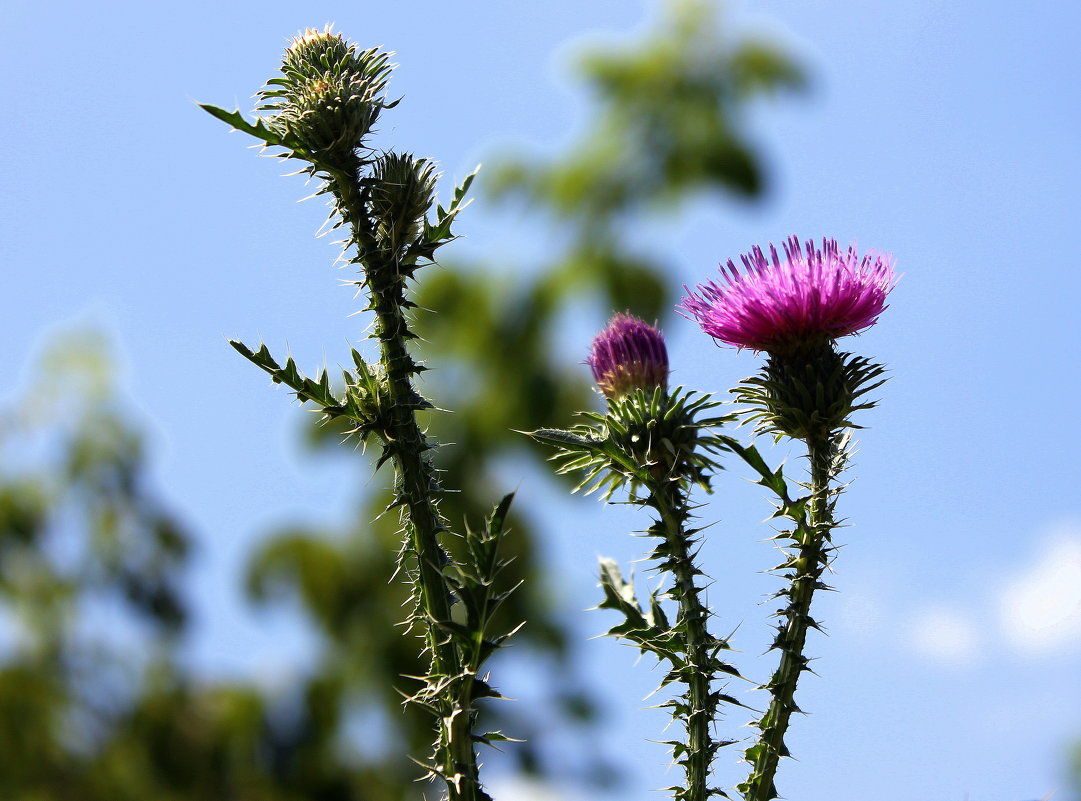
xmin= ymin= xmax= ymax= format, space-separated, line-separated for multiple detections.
xmin=527 ymin=428 xmax=601 ymax=449
xmin=486 ymin=492 xmax=514 ymax=537
xmin=199 ymin=104 xmax=297 ymax=150
xmin=474 ymin=730 xmax=524 ymax=745
xmin=229 ymin=340 xmax=351 ymax=415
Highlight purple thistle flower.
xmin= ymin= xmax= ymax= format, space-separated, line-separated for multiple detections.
xmin=588 ymin=313 xmax=669 ymax=399
xmin=679 ymin=236 xmax=897 ymax=353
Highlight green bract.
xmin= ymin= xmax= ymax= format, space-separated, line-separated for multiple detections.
xmin=734 ymin=345 xmax=887 ymax=442
xmin=532 ymin=385 xmax=729 ymax=500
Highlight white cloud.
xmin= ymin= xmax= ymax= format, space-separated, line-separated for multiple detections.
xmin=894 ymin=521 xmax=1081 ymax=666
xmin=486 ymin=776 xmax=575 ymax=801
xmin=998 ymin=525 xmax=1081 ymax=656
xmin=906 ymin=605 xmax=980 ymax=667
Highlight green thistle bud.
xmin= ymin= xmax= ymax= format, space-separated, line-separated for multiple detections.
xmin=736 ymin=343 xmax=886 ymax=441
xmin=368 ymin=153 xmax=438 ymax=256
xmin=258 ymin=25 xmax=395 ymax=169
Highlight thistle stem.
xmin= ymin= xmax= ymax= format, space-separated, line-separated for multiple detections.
xmin=336 ymin=177 xmax=488 ymax=801
xmin=650 ymin=477 xmax=718 ymax=801
xmin=743 ymin=437 xmax=833 ymax=801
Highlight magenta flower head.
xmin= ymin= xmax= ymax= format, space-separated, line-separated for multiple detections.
xmin=679 ymin=236 xmax=897 ymax=355
xmin=588 ymin=313 xmax=669 ymax=399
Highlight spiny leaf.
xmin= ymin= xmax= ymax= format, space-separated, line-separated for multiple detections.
xmin=200 ymin=104 xmax=304 ymax=152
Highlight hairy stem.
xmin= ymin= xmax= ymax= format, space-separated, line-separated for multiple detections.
xmin=743 ymin=437 xmax=832 ymax=801
xmin=651 ymin=477 xmax=718 ymax=801
xmin=336 ymin=176 xmax=487 ymax=801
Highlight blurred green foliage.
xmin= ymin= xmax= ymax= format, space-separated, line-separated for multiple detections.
xmin=0 ymin=2 xmax=802 ymax=798
xmin=0 ymin=335 xmax=409 ymax=800
xmin=1071 ymin=743 xmax=1081 ymax=801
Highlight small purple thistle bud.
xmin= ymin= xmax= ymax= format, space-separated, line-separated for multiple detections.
xmin=588 ymin=313 xmax=669 ymax=399
xmin=679 ymin=236 xmax=897 ymax=355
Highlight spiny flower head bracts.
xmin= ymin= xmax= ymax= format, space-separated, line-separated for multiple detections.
xmin=588 ymin=313 xmax=670 ymax=399
xmin=530 ymin=385 xmax=731 ymax=502
xmin=679 ymin=236 xmax=897 ymax=355
xmin=257 ymin=25 xmax=395 ymax=170
xmin=282 ymin=25 xmax=350 ymax=70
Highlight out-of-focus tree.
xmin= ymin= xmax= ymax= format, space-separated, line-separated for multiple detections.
xmin=0 ymin=1 xmax=800 ymax=798
xmin=0 ymin=331 xmax=188 ymax=797
xmin=1069 ymin=742 xmax=1081 ymax=801
xmin=0 ymin=333 xmax=449 ymax=801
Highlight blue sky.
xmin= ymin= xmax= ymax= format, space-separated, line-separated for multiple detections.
xmin=4 ymin=1 xmax=1081 ymax=800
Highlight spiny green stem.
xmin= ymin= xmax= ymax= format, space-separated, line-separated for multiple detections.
xmin=651 ymin=478 xmax=717 ymax=801
xmin=371 ymin=262 xmax=484 ymax=801
xmin=743 ymin=438 xmax=832 ymax=801
xmin=334 ymin=176 xmax=488 ymax=801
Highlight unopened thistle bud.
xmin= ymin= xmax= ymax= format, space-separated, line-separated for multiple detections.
xmin=369 ymin=153 xmax=438 ymax=255
xmin=258 ymin=25 xmax=395 ymax=169
xmin=588 ymin=313 xmax=669 ymax=399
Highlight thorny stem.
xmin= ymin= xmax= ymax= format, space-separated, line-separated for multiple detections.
xmin=651 ymin=476 xmax=718 ymax=801
xmin=743 ymin=437 xmax=833 ymax=801
xmin=335 ymin=176 xmax=488 ymax=801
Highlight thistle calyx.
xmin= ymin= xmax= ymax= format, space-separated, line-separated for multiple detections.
xmin=735 ymin=344 xmax=887 ymax=441
xmin=531 ymin=385 xmax=729 ymax=501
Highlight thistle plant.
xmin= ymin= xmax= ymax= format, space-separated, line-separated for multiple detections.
xmin=682 ymin=235 xmax=897 ymax=801
xmin=532 ymin=314 xmax=743 ymax=801
xmin=201 ymin=27 xmax=518 ymax=801
xmin=534 ymin=237 xmax=895 ymax=800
